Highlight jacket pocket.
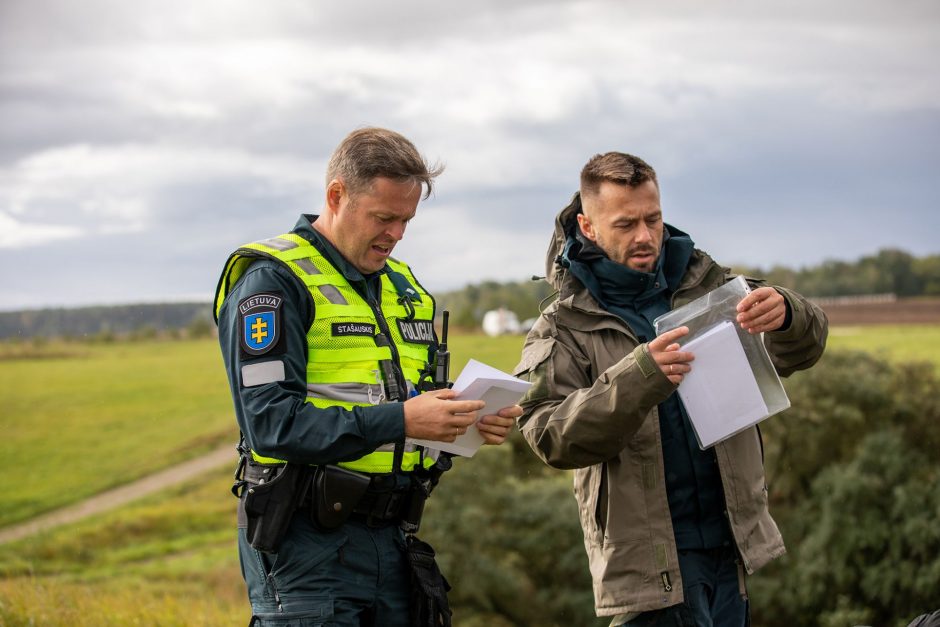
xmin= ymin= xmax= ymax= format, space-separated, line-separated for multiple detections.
xmin=513 ymin=336 xmax=555 ymax=404
xmin=268 ymin=524 xmax=349 ymax=596
xmin=513 ymin=336 xmax=553 ymax=378
xmin=575 ymin=464 xmax=605 ymax=543
xmin=252 ymin=597 xmax=335 ymax=626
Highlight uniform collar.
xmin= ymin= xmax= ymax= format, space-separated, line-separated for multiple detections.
xmin=293 ymin=214 xmax=385 ymax=287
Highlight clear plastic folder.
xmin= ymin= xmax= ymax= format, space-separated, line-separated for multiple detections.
xmin=653 ymin=276 xmax=790 ymax=448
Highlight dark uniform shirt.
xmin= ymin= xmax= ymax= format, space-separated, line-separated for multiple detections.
xmin=218 ymin=214 xmax=405 ymax=466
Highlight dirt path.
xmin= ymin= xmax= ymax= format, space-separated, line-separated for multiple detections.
xmin=0 ymin=445 xmax=235 ymax=545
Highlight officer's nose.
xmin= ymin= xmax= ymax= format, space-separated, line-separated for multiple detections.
xmin=387 ymin=221 xmax=407 ymax=241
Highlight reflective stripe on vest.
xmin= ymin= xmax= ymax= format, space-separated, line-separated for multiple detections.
xmin=215 ymin=233 xmax=439 ymax=473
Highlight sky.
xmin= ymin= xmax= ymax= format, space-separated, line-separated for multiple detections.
xmin=1 ymin=0 xmax=938 ymax=311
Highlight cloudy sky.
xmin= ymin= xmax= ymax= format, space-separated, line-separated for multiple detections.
xmin=1 ymin=0 xmax=938 ymax=310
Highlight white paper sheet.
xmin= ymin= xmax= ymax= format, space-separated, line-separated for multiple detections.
xmin=407 ymin=359 xmax=532 ymax=457
xmin=677 ymin=321 xmax=769 ymax=449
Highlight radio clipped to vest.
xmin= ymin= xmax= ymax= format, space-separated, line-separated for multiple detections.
xmin=401 ymin=311 xmax=454 ymax=534
xmin=418 ymin=310 xmax=451 ymax=393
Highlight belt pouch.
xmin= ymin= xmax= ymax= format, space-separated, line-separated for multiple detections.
xmin=243 ymin=463 xmax=308 ymax=553
xmin=312 ymin=465 xmax=371 ymax=530
xmin=406 ymin=534 xmax=452 ymax=627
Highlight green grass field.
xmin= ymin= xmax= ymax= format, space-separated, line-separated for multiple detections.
xmin=0 ymin=325 xmax=936 ymax=625
xmin=825 ymin=324 xmax=940 ymax=369
xmin=0 ymin=339 xmax=235 ymax=528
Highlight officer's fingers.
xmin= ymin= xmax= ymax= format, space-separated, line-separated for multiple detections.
xmin=479 ymin=429 xmax=509 ymax=445
xmin=447 ymin=399 xmax=485 ymax=415
xmin=480 ymin=414 xmax=515 ymax=429
xmin=478 ymin=419 xmax=512 ymax=444
xmin=496 ymin=404 xmax=523 ymax=419
xmin=451 ymin=411 xmax=478 ymax=428
xmin=649 ymin=326 xmax=689 ymax=352
xmin=429 ymin=388 xmax=458 ymax=400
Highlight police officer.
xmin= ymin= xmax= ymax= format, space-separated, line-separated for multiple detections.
xmin=214 ymin=127 xmax=521 ymax=626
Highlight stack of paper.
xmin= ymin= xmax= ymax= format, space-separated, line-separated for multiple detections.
xmin=677 ymin=321 xmax=769 ymax=449
xmin=407 ymin=359 xmax=532 ymax=457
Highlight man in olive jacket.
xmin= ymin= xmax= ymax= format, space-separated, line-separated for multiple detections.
xmin=513 ymin=152 xmax=827 ymax=626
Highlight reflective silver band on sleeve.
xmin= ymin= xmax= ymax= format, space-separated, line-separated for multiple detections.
xmin=241 ymin=360 xmax=286 ymax=387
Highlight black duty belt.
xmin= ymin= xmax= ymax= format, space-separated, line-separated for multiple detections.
xmin=352 ymin=486 xmax=409 ymax=523
xmin=241 ymin=462 xmax=409 ymax=525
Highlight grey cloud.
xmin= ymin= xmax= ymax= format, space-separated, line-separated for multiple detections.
xmin=1 ymin=0 xmax=938 ymax=309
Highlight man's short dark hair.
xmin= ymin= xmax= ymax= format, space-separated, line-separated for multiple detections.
xmin=326 ymin=127 xmax=444 ymax=200
xmin=580 ymin=152 xmax=658 ymax=199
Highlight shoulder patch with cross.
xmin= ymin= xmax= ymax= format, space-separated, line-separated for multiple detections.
xmin=238 ymin=292 xmax=284 ymax=358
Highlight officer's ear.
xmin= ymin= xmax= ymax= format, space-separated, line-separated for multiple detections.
xmin=325 ymin=178 xmax=347 ymax=213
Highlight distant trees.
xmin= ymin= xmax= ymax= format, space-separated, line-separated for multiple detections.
xmin=3 ymin=248 xmax=939 ymax=339
xmin=437 ymin=248 xmax=940 ymax=330
xmin=736 ymin=248 xmax=940 ymax=298
xmin=0 ymin=303 xmax=213 ymax=340
xmin=437 ymin=279 xmax=554 ymax=331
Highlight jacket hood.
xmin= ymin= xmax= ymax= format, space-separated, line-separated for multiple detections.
xmin=545 ymin=192 xmax=691 ymax=293
xmin=545 ymin=193 xmax=583 ymax=290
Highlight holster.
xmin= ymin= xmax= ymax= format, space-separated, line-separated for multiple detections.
xmin=242 ymin=462 xmax=309 ymax=553
xmin=310 ymin=465 xmax=371 ymax=530
xmin=399 ymin=454 xmax=453 ymax=534
xmin=405 ymin=534 xmax=452 ymax=627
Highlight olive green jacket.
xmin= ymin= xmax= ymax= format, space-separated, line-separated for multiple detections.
xmin=512 ymin=195 xmax=828 ymax=616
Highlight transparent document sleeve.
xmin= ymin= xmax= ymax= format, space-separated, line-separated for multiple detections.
xmin=654 ymin=276 xmax=790 ymax=449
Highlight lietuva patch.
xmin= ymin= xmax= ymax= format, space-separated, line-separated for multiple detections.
xmin=397 ymin=319 xmax=435 ymax=345
xmin=332 ymin=322 xmax=376 ymax=337
xmin=239 ymin=292 xmax=283 ymax=357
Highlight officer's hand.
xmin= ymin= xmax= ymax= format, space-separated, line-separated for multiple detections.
xmin=648 ymin=326 xmax=694 ymax=385
xmin=403 ymin=389 xmax=483 ymax=443
xmin=478 ymin=405 xmax=521 ymax=446
xmin=736 ymin=287 xmax=786 ymax=334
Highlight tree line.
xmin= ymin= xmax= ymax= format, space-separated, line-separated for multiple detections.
xmin=2 ymin=247 xmax=938 ymax=339
xmin=436 ymin=247 xmax=940 ymax=329
xmin=0 ymin=303 xmax=213 ymax=341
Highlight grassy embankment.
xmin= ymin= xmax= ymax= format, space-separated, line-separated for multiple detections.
xmin=0 ymin=327 xmax=935 ymax=625
xmin=0 ymin=334 xmax=526 ymax=625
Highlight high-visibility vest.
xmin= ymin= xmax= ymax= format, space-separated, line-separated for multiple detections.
xmin=215 ymin=232 xmax=439 ymax=473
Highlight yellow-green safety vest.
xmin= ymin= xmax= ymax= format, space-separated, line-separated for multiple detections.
xmin=215 ymin=232 xmax=439 ymax=474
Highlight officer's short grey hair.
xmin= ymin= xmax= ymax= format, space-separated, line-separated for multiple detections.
xmin=326 ymin=127 xmax=444 ymax=200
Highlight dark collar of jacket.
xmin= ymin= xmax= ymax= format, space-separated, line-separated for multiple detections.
xmin=544 ymin=193 xmax=724 ymax=333
xmin=560 ymin=222 xmax=694 ymax=314
xmin=293 ymin=213 xmax=384 ymax=301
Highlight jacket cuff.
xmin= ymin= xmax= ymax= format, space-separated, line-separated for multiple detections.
xmin=768 ymin=287 xmax=803 ymax=340
xmin=633 ymin=343 xmax=661 ymax=379
xmin=362 ymin=402 xmax=406 ymax=447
